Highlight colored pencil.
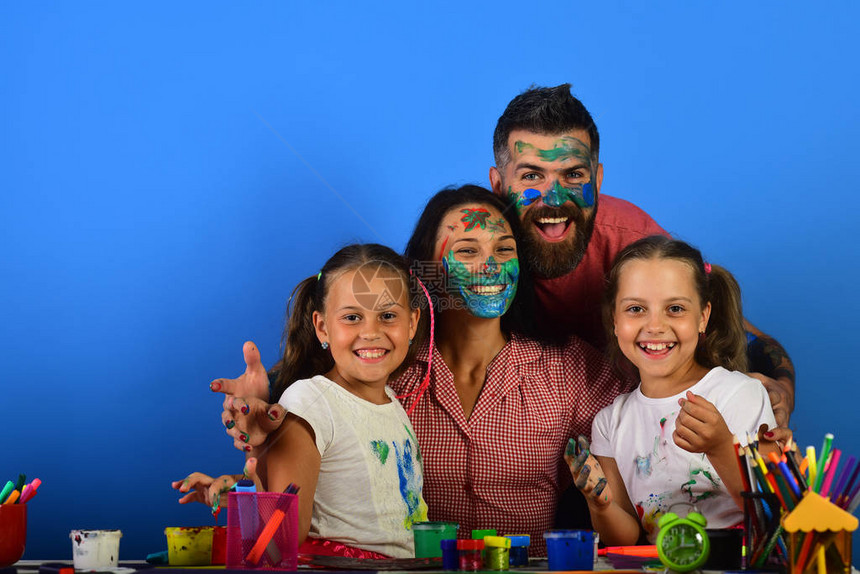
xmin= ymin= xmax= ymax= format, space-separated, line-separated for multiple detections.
xmin=819 ymin=449 xmax=841 ymax=498
xmin=807 ymin=446 xmax=818 ymax=490
xmin=785 ymin=442 xmax=808 ymax=492
xmin=814 ymin=433 xmax=834 ymax=492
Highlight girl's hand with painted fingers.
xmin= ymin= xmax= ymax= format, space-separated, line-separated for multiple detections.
xmin=565 ymin=436 xmax=612 ymax=508
xmin=674 ymin=391 xmax=733 ymax=455
xmin=211 ymin=340 xmax=285 ymax=450
xmin=172 ymin=472 xmax=221 ymax=506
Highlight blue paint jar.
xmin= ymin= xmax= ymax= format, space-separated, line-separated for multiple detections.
xmin=505 ymin=535 xmax=530 ymax=567
xmin=542 ymin=530 xmax=594 ymax=571
xmin=440 ymin=539 xmax=458 ymax=570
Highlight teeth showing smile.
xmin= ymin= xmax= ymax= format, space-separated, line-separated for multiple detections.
xmin=537 ymin=217 xmax=568 ymax=224
xmin=468 ymin=285 xmax=505 ymax=295
xmin=639 ymin=342 xmax=676 ymax=352
xmin=355 ymin=349 xmax=387 ymax=359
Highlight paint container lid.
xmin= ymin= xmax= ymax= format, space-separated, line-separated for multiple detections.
xmin=413 ymin=521 xmax=459 ymax=532
xmin=483 ymin=536 xmax=511 ymax=549
xmin=440 ymin=539 xmax=458 ymax=550
xmin=505 ymin=535 xmax=530 ymax=547
xmin=543 ymin=529 xmax=593 ymax=540
xmin=457 ymin=539 xmax=485 ymax=550
xmin=471 ymin=528 xmax=497 ymax=539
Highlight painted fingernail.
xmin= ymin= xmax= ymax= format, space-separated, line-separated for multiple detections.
xmin=225 ymin=420 xmax=235 ymax=429
xmin=594 ymin=478 xmax=607 ymax=497
xmin=240 ymin=432 xmax=249 ymax=443
xmin=765 ymin=431 xmax=774 ymax=438
xmin=565 ymin=438 xmax=576 ymax=457
xmin=210 ymin=381 xmax=221 ymax=392
xmin=268 ymin=409 xmax=280 ymax=421
xmin=244 ymin=445 xmax=252 ymax=452
xmin=241 ymin=403 xmax=249 ymax=415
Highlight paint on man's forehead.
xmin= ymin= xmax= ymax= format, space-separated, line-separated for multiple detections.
xmin=514 ymin=136 xmax=592 ymax=164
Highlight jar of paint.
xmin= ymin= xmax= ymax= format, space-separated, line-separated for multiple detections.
xmin=164 ymin=527 xmax=214 ymax=566
xmin=483 ymin=536 xmax=511 ymax=570
xmin=542 ymin=530 xmax=594 ymax=571
xmin=472 ymin=529 xmax=496 ymax=562
xmin=505 ymin=535 xmax=530 ymax=567
xmin=413 ymin=521 xmax=459 ymax=558
xmin=457 ymin=539 xmax=484 ymax=571
xmin=471 ymin=528 xmax=497 ymax=539
xmin=440 ymin=539 xmax=458 ymax=570
xmin=69 ymin=530 xmax=123 ymax=571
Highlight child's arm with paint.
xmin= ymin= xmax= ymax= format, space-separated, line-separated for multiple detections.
xmin=265 ymin=414 xmax=320 ymax=545
xmin=565 ymin=436 xmax=643 ymax=546
xmin=210 ymin=341 xmax=286 ymax=451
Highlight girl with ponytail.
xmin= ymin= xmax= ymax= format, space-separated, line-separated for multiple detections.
xmin=566 ymin=235 xmax=778 ymax=546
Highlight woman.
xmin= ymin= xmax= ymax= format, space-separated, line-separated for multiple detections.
xmin=391 ymin=185 xmax=629 ymax=554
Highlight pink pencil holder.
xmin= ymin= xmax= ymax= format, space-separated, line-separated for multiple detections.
xmin=226 ymin=492 xmax=298 ymax=570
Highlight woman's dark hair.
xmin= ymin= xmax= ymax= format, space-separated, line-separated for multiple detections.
xmin=404 ymin=184 xmax=537 ymax=339
xmin=603 ymin=235 xmax=748 ymax=374
xmin=271 ymin=243 xmax=420 ymax=401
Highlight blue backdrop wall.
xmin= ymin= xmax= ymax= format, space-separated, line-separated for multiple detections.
xmin=2 ymin=0 xmax=859 ymax=560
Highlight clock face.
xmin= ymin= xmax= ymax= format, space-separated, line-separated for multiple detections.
xmin=661 ymin=523 xmax=705 ymax=566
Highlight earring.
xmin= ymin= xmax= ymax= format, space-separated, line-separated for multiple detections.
xmin=408 ymin=338 xmax=413 ymax=347
xmin=321 ymin=342 xmax=329 ymax=350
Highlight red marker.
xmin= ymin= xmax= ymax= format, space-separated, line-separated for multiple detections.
xmin=19 ymin=478 xmax=41 ymax=503
xmin=598 ymin=545 xmax=658 ymax=557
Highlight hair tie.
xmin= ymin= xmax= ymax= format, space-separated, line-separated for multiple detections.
xmin=704 ymin=262 xmax=712 ymax=275
xmin=396 ymin=270 xmax=435 ymax=416
xmin=317 ymin=271 xmax=322 ymax=281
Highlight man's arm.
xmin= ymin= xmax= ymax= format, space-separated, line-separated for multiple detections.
xmin=744 ymin=319 xmax=795 ymax=428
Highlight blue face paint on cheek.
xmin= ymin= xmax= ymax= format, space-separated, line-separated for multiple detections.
xmin=581 ymin=182 xmax=594 ymax=207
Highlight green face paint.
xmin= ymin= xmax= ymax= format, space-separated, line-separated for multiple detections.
xmin=515 ymin=136 xmax=591 ymax=163
xmin=442 ymin=254 xmax=519 ymax=318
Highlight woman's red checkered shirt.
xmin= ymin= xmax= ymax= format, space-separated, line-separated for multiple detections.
xmin=391 ymin=333 xmax=632 ymax=556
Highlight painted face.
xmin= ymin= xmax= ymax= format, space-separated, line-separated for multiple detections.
xmin=314 ymin=265 xmax=418 ymax=391
xmin=492 ymin=129 xmax=601 ymax=279
xmin=435 ymin=204 xmax=519 ymax=319
xmin=507 ymin=137 xmax=595 ymax=211
xmin=612 ymin=258 xmax=711 ymax=395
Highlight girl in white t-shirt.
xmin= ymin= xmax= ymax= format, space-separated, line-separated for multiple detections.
xmin=262 ymin=243 xmax=429 ymax=558
xmin=566 ymin=235 xmax=778 ymax=545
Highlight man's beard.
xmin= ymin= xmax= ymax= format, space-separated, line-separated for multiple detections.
xmin=520 ymin=202 xmax=597 ymax=279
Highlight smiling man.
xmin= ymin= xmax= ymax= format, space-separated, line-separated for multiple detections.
xmin=489 ymin=84 xmax=794 ymax=427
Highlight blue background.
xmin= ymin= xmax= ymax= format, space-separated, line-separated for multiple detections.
xmin=2 ymin=0 xmax=859 ymax=561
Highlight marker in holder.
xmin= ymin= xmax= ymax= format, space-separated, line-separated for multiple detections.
xmin=226 ymin=491 xmax=298 ymax=570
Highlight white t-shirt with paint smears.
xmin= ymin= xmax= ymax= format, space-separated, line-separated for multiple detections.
xmin=590 ymin=366 xmax=776 ymax=541
xmin=278 ymin=375 xmax=428 ymax=558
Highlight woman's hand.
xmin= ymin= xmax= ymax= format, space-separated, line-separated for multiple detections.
xmin=210 ymin=341 xmax=285 ymax=451
xmin=564 ymin=435 xmax=612 ymax=507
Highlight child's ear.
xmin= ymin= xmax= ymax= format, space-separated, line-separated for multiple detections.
xmin=699 ymin=302 xmax=712 ymax=333
xmin=312 ymin=310 xmax=328 ymax=346
xmin=408 ymin=307 xmax=421 ymax=340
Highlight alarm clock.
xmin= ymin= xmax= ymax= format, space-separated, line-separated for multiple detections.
xmin=655 ymin=509 xmax=710 ymax=572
